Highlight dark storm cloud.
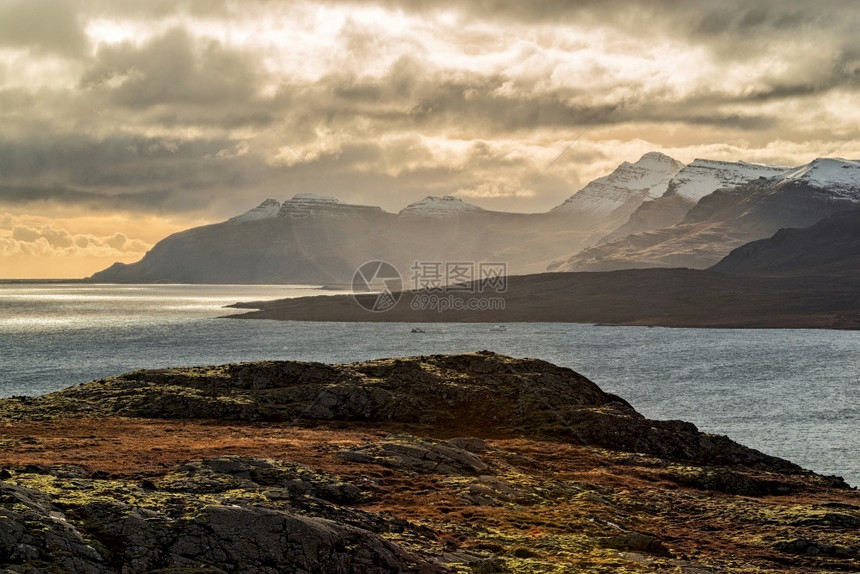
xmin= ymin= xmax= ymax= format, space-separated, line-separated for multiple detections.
xmin=0 ymin=184 xmax=170 ymax=212
xmin=81 ymin=28 xmax=262 ymax=110
xmin=0 ymin=134 xmax=232 ymax=182
xmin=0 ymin=0 xmax=857 ymax=218
xmin=272 ymin=63 xmax=776 ymax=137
xmin=0 ymin=134 xmax=274 ymax=214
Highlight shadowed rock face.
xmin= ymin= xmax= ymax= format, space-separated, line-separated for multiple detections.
xmin=0 ymin=352 xmax=810 ymax=473
xmin=0 ymin=481 xmax=113 ymax=574
xmin=711 ymin=206 xmax=860 ymax=276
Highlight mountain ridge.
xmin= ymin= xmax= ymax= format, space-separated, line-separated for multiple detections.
xmin=398 ymin=195 xmax=486 ymax=217
xmin=89 ymin=154 xmax=860 ymax=284
xmin=596 ymin=158 xmax=792 ymax=244
xmin=552 ymin=151 xmax=684 ymax=216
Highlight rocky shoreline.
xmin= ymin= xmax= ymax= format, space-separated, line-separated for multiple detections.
xmin=1 ymin=352 xmax=857 ymax=573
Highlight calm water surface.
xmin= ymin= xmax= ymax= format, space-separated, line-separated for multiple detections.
xmin=0 ymin=284 xmax=857 ymax=486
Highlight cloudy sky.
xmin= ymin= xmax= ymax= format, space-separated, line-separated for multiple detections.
xmin=1 ymin=0 xmax=858 ymax=278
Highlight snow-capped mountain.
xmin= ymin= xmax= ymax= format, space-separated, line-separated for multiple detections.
xmin=228 ymin=199 xmax=282 ymax=223
xmin=553 ymin=152 xmax=684 ymax=215
xmin=781 ymin=158 xmax=860 ymax=198
xmin=600 ymin=159 xmax=792 ymax=243
xmin=398 ymin=196 xmax=484 ymax=217
xmin=554 ymin=157 xmax=860 ymax=272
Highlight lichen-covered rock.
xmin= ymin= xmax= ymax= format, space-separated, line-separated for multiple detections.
xmin=164 ymin=457 xmax=364 ymax=504
xmin=674 ymin=467 xmax=794 ymax=496
xmin=0 ymin=482 xmax=112 ymax=573
xmin=0 ymin=462 xmax=448 ymax=574
xmin=604 ymin=532 xmax=672 ymax=556
xmin=339 ymin=437 xmax=490 ymax=476
xmin=795 ymin=512 xmax=860 ymax=529
xmin=460 ymin=476 xmax=538 ymax=507
xmin=774 ymin=538 xmax=856 ymax=558
xmin=73 ymin=499 xmax=443 ymax=573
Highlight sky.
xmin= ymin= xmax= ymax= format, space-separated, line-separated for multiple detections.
xmin=1 ymin=0 xmax=858 ymax=278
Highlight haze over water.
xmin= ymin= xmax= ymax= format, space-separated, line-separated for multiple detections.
xmin=1 ymin=283 xmax=857 ymax=487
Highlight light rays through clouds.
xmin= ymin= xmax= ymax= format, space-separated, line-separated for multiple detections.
xmin=0 ymin=0 xmax=858 ymax=276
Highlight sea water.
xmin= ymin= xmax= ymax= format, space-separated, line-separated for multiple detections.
xmin=0 ymin=283 xmax=857 ymax=486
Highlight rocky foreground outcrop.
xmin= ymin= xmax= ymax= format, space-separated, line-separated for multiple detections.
xmin=1 ymin=353 xmax=857 ymax=573
xmin=0 ymin=352 xmax=820 ymax=471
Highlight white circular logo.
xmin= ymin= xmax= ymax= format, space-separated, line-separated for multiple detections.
xmin=351 ymin=260 xmax=402 ymax=312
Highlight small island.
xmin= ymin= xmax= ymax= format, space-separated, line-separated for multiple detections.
xmin=1 ymin=352 xmax=857 ymax=573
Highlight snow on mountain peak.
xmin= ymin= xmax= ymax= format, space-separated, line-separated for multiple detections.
xmin=290 ymin=193 xmax=343 ymax=203
xmin=228 ymin=199 xmax=282 ymax=223
xmin=398 ymin=195 xmax=483 ymax=217
xmin=637 ymin=151 xmax=685 ymax=170
xmin=783 ymin=158 xmax=860 ymax=197
xmin=278 ymin=193 xmax=384 ymax=218
xmin=553 ymin=152 xmax=685 ymax=215
xmin=663 ymin=159 xmax=790 ymax=202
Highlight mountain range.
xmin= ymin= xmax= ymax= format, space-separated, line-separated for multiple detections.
xmin=90 ymin=153 xmax=860 ymax=284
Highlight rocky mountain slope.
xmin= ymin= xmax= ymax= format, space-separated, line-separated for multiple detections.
xmin=226 ymin=193 xmax=860 ymax=330
xmin=554 ymin=158 xmax=860 ymax=271
xmin=711 ymin=206 xmax=860 ymax=276
xmin=1 ymin=352 xmax=857 ymax=573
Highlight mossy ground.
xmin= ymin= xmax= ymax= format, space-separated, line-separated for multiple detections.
xmin=1 ymin=417 xmax=857 ymax=573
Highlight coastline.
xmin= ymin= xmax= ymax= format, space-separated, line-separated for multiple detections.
xmin=225 ymin=269 xmax=860 ymax=330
